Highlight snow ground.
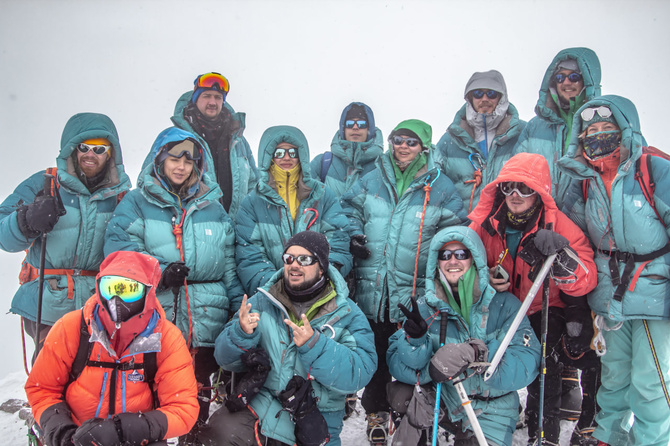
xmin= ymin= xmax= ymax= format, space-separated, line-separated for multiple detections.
xmin=1 ymin=370 xmax=576 ymax=446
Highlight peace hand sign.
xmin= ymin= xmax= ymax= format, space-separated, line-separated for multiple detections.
xmin=284 ymin=314 xmax=314 ymax=347
xmin=239 ymin=295 xmax=259 ymax=334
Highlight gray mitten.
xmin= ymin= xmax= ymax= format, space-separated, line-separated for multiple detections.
xmin=429 ymin=339 xmax=488 ymax=383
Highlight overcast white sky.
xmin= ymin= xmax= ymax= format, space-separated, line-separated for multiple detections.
xmin=1 ymin=0 xmax=669 ymax=374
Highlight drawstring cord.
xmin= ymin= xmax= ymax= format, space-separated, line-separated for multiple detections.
xmin=172 ymin=208 xmax=194 ymax=347
xmin=464 ymin=153 xmax=484 ymax=213
xmin=411 ymin=171 xmax=440 ymax=299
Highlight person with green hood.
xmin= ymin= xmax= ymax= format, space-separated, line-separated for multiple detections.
xmin=515 ymin=47 xmax=602 ymax=210
xmin=341 ymin=119 xmax=467 ymax=445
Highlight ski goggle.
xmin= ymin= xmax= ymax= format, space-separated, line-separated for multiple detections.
xmin=580 ymin=106 xmax=613 ymax=122
xmin=77 ymin=143 xmax=111 ymax=155
xmin=273 ymin=148 xmax=298 ymax=159
xmin=345 ymin=120 xmax=368 ymax=129
xmin=282 ymin=253 xmax=318 ymax=267
xmin=99 ymin=275 xmax=147 ymax=303
xmin=500 ymin=181 xmax=537 ymax=198
xmin=390 ymin=135 xmax=421 ymax=147
xmin=438 ymin=249 xmax=471 ymax=261
xmin=554 ymin=72 xmax=582 ymax=84
xmin=165 ymin=140 xmax=201 ymax=161
xmin=194 ymin=72 xmax=230 ymax=93
xmin=471 ymin=89 xmax=500 ymax=100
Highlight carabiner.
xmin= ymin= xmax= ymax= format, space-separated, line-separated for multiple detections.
xmin=468 ymin=153 xmax=484 ymax=171
xmin=302 ymin=208 xmax=319 ymax=229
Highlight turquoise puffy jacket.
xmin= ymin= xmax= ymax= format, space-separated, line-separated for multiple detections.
xmin=387 ymin=226 xmax=540 ymax=446
xmin=0 ymin=113 xmax=131 ymax=325
xmin=235 ymin=126 xmax=352 ymax=294
xmin=341 ymin=151 xmax=467 ymax=323
xmin=214 ymin=268 xmax=377 ymax=445
xmin=104 ymin=127 xmax=244 ymax=347
xmin=435 ymin=102 xmax=526 ymax=212
xmin=515 ymin=47 xmax=601 ymax=209
xmin=171 ymin=91 xmax=258 ymax=220
xmin=559 ymin=95 xmax=670 ymax=322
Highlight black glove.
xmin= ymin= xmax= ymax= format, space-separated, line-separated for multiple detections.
xmin=533 ymin=229 xmax=570 ymax=256
xmin=278 ymin=375 xmax=330 ymax=446
xmin=225 ymin=347 xmax=271 ymax=412
xmin=429 ymin=339 xmax=489 ymax=383
xmin=159 ymin=261 xmax=190 ymax=290
xmin=40 ymin=402 xmax=78 ymax=446
xmin=72 ymin=411 xmax=167 ymax=446
xmin=350 ymin=234 xmax=371 ymax=260
xmin=398 ymin=296 xmax=427 ymax=339
xmin=561 ymin=293 xmax=595 ymax=357
xmin=17 ymin=194 xmax=63 ymax=237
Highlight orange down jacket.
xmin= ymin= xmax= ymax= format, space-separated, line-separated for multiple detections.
xmin=468 ymin=152 xmax=597 ymax=314
xmin=25 ymin=251 xmax=199 ymax=440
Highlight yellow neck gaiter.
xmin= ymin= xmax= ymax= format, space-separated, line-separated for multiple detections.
xmin=270 ymin=162 xmax=301 ymax=221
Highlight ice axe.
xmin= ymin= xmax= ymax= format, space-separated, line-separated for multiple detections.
xmin=34 ymin=172 xmax=55 ymax=357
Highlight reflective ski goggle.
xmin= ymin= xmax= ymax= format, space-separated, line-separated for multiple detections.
xmin=438 ymin=249 xmax=471 ymax=261
xmin=472 ymin=89 xmax=500 ymax=100
xmin=554 ymin=72 xmax=582 ymax=84
xmin=194 ymin=72 xmax=230 ymax=93
xmin=580 ymin=106 xmax=613 ymax=122
xmin=345 ymin=119 xmax=368 ymax=129
xmin=390 ymin=135 xmax=421 ymax=147
xmin=273 ymin=148 xmax=298 ymax=159
xmin=99 ymin=275 xmax=147 ymax=303
xmin=282 ymin=253 xmax=318 ymax=267
xmin=500 ymin=181 xmax=537 ymax=198
xmin=77 ymin=143 xmax=111 ymax=155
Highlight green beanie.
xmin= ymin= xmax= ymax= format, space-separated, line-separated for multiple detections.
xmin=390 ymin=119 xmax=432 ymax=150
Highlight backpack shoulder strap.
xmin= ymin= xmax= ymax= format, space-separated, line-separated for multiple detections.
xmin=64 ymin=311 xmax=92 ymax=394
xmin=320 ymin=152 xmax=333 ymax=183
xmin=635 ymin=153 xmax=662 ymax=221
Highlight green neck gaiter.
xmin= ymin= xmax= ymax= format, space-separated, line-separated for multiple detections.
xmin=440 ymin=266 xmax=476 ymax=325
xmin=390 ymin=151 xmax=427 ymax=197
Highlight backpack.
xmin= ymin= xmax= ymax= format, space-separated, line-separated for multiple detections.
xmin=319 ymin=152 xmax=333 ymax=183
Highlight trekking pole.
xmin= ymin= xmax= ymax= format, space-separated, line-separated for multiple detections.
xmin=34 ymin=173 xmax=54 ymax=358
xmin=483 ymin=253 xmax=557 ymax=381
xmin=642 ymin=320 xmax=670 ymax=409
xmin=537 ymin=278 xmax=550 ymax=443
xmin=432 ymin=308 xmax=448 ymax=446
xmin=171 ymin=286 xmax=180 ymax=325
xmin=452 ymin=377 xmax=487 ymax=446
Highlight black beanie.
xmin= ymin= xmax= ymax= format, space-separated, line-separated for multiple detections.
xmin=284 ymin=231 xmax=330 ymax=274
xmin=345 ymin=104 xmax=368 ymax=121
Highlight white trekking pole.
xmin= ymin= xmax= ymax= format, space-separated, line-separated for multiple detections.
xmin=483 ymin=253 xmax=556 ymax=381
xmin=452 ymin=377 xmax=487 ymax=446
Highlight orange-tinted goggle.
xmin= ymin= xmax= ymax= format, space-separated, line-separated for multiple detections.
xmin=194 ymin=72 xmax=230 ymax=94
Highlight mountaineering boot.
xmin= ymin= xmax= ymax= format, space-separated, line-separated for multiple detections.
xmin=560 ymin=366 xmax=583 ymax=421
xmin=343 ymin=393 xmax=359 ymax=420
xmin=366 ymin=411 xmax=389 ymax=445
xmin=570 ymin=426 xmax=599 ymax=445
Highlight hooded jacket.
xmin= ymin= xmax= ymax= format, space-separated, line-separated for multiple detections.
xmin=25 ymin=251 xmax=199 ymax=440
xmin=515 ymin=47 xmax=602 ymax=209
xmin=171 ymin=91 xmax=258 ymax=219
xmin=558 ymin=95 xmax=670 ymax=321
xmin=387 ymin=226 xmax=540 ymax=446
xmin=0 ymin=113 xmax=131 ymax=325
xmin=235 ymin=126 xmax=352 ymax=294
xmin=310 ymin=102 xmax=384 ymax=197
xmin=214 ymin=267 xmax=376 ymax=445
xmin=469 ymin=152 xmax=597 ymax=315
xmin=341 ymin=122 xmax=468 ymax=323
xmin=436 ymin=70 xmax=526 ymax=212
xmin=104 ymin=127 xmax=244 ymax=347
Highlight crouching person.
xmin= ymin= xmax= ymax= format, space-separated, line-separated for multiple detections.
xmin=387 ymin=227 xmax=540 ymax=446
xmin=25 ymin=251 xmax=199 ymax=446
xmin=200 ymin=231 xmax=377 ymax=446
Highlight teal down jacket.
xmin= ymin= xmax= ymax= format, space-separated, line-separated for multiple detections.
xmin=387 ymin=226 xmax=540 ymax=446
xmin=171 ymin=91 xmax=258 ymax=220
xmin=214 ymin=268 xmax=377 ymax=445
xmin=558 ymin=95 xmax=670 ymax=322
xmin=515 ymin=47 xmax=601 ymax=209
xmin=341 ymin=150 xmax=467 ymax=323
xmin=235 ymin=126 xmax=352 ymax=295
xmin=104 ymin=127 xmax=244 ymax=347
xmin=0 ymin=113 xmax=131 ymax=325
xmin=310 ymin=102 xmax=384 ymax=197
xmin=435 ymin=103 xmax=526 ymax=212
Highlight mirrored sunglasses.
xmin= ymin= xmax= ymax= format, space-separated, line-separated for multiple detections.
xmin=195 ymin=72 xmax=230 ymax=93
xmin=99 ymin=275 xmax=147 ymax=303
xmin=273 ymin=148 xmax=298 ymax=159
xmin=472 ymin=89 xmax=500 ymax=100
xmin=580 ymin=106 xmax=613 ymax=122
xmin=390 ymin=135 xmax=421 ymax=147
xmin=438 ymin=249 xmax=471 ymax=261
xmin=500 ymin=181 xmax=537 ymax=198
xmin=77 ymin=143 xmax=111 ymax=155
xmin=282 ymin=253 xmax=318 ymax=267
xmin=554 ymin=72 xmax=582 ymax=84
xmin=345 ymin=120 xmax=368 ymax=129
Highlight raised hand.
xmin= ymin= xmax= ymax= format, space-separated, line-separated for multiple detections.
xmin=284 ymin=314 xmax=314 ymax=347
xmin=239 ymin=294 xmax=259 ymax=335
xmin=397 ymin=296 xmax=428 ymax=338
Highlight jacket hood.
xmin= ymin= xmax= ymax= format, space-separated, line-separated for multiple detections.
xmin=338 ymin=102 xmax=377 ymax=141
xmin=389 ymin=119 xmax=433 ymax=151
xmin=150 ymin=127 xmax=207 ymax=198
xmin=565 ymin=95 xmax=645 ymax=167
xmin=257 ymin=125 xmax=315 ymax=183
xmin=468 ymin=152 xmax=557 ymax=224
xmin=424 ymin=226 xmax=492 ymax=306
xmin=329 ymin=125 xmax=384 ymax=165
xmin=464 ymin=69 xmax=508 ymax=101
xmin=535 ymin=47 xmax=602 ymax=120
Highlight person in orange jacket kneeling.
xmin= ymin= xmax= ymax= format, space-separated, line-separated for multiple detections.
xmin=25 ymin=250 xmax=199 ymax=446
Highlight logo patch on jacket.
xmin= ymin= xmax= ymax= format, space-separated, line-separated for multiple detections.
xmin=127 ymin=370 xmax=146 ymax=383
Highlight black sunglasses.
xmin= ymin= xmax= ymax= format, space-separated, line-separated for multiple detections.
xmin=273 ymin=148 xmax=298 ymax=159
xmin=438 ymin=249 xmax=471 ymax=261
xmin=282 ymin=253 xmax=318 ymax=267
xmin=554 ymin=72 xmax=582 ymax=84
xmin=345 ymin=120 xmax=368 ymax=129
xmin=472 ymin=89 xmax=500 ymax=100
xmin=390 ymin=135 xmax=421 ymax=147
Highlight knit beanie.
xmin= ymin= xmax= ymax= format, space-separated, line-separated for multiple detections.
xmin=345 ymin=104 xmax=368 ymax=121
xmin=284 ymin=231 xmax=330 ymax=274
xmin=553 ymin=58 xmax=580 ymax=76
xmin=580 ymin=106 xmax=618 ymax=131
xmin=389 ymin=119 xmax=432 ymax=150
